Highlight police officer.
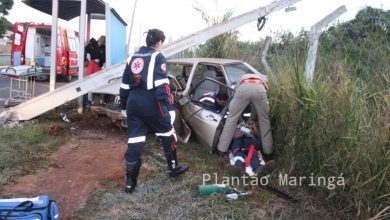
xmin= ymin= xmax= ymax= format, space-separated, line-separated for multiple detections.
xmin=119 ymin=29 xmax=189 ymax=194
xmin=198 ymin=91 xmax=228 ymax=112
xmin=216 ymin=74 xmax=273 ymax=160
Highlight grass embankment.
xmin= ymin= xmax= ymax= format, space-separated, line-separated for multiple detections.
xmin=75 ymin=136 xmax=327 ymax=219
xmin=0 ymin=112 xmax=70 ymax=191
xmin=184 ymin=6 xmax=389 ymax=218
xmin=76 ymin=137 xmax=275 ymax=219
xmin=268 ymin=68 xmax=389 ymax=218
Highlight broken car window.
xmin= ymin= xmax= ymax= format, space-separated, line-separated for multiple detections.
xmin=223 ymin=63 xmax=255 ymax=85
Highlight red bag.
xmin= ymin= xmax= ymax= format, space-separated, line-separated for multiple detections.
xmin=85 ymin=60 xmax=101 ymax=76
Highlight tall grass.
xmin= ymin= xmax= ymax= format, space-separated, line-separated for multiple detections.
xmin=262 ymin=8 xmax=390 ymax=217
xmin=268 ymin=66 xmax=389 ymax=218
xmin=74 ymin=6 xmax=388 ymax=218
xmin=192 ymin=5 xmax=389 ymax=218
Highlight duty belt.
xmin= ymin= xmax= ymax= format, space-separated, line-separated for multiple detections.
xmin=239 ymin=78 xmax=269 ymax=94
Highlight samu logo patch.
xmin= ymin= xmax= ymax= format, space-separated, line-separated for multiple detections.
xmin=131 ymin=58 xmax=144 ymax=74
xmin=161 ymin=63 xmax=167 ymax=73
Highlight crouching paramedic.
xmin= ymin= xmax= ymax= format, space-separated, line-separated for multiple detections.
xmin=216 ymin=73 xmax=273 ymax=160
xmin=119 ymin=29 xmax=189 ymax=194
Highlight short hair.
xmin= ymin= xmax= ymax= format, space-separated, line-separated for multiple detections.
xmin=145 ymin=29 xmax=166 ymax=47
xmin=89 ymin=37 xmax=97 ymax=44
xmin=216 ymin=92 xmax=228 ymax=101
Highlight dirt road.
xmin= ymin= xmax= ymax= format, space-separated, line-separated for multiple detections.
xmin=4 ymin=125 xmax=127 ymax=219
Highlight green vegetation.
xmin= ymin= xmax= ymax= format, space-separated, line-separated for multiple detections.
xmin=0 ymin=0 xmax=14 ymax=37
xmin=269 ymin=69 xmax=389 ymax=218
xmin=0 ymin=120 xmax=69 ymax=190
xmin=192 ymin=6 xmax=389 ymax=218
xmin=0 ymin=5 xmax=387 ymax=219
xmin=76 ymin=6 xmax=388 ymax=219
xmin=75 ymin=138 xmax=325 ymax=219
xmin=268 ymin=9 xmax=389 ymax=220
xmin=268 ymin=7 xmax=389 ymax=218
xmin=0 ymin=0 xmax=14 ymax=16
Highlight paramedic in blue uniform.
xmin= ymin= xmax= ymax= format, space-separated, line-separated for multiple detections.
xmin=119 ymin=29 xmax=189 ymax=193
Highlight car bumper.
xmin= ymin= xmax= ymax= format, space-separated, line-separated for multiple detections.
xmin=90 ymin=105 xmax=127 ymax=127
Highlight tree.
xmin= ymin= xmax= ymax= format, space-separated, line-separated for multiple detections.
xmin=320 ymin=7 xmax=390 ymax=79
xmin=0 ymin=0 xmax=14 ymax=16
xmin=0 ymin=0 xmax=14 ymax=37
xmin=0 ymin=17 xmax=13 ymax=37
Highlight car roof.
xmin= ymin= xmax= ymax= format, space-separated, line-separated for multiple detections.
xmin=167 ymin=58 xmax=244 ymax=65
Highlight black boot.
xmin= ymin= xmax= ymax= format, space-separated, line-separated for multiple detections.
xmin=164 ymin=149 xmax=189 ymax=177
xmin=212 ymin=148 xmax=227 ymax=157
xmin=263 ymin=153 xmax=275 ymax=162
xmin=124 ymin=159 xmax=142 ymax=193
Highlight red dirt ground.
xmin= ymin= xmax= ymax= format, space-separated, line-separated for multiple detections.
xmin=3 ymin=126 xmax=127 ymax=219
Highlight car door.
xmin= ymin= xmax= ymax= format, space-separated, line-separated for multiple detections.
xmin=11 ymin=23 xmax=26 ymax=66
xmin=167 ymin=74 xmax=192 ymax=144
xmin=64 ymin=29 xmax=79 ymax=76
xmin=180 ymin=78 xmax=234 ymax=151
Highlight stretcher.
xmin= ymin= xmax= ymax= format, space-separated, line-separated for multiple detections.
xmin=1 ymin=65 xmax=42 ymax=106
xmin=0 ymin=65 xmax=42 ymax=77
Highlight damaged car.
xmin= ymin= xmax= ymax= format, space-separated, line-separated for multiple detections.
xmin=90 ymin=58 xmax=267 ymax=152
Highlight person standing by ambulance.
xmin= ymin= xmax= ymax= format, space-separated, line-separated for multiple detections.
xmin=216 ymin=74 xmax=274 ymax=160
xmin=96 ymin=35 xmax=106 ymax=68
xmin=119 ymin=29 xmax=189 ymax=194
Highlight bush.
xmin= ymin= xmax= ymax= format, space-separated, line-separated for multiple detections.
xmin=207 ymin=6 xmax=390 ymax=218
xmin=269 ymin=67 xmax=389 ymax=218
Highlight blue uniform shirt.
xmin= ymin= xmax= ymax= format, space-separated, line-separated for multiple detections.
xmin=119 ymin=46 xmax=175 ymax=111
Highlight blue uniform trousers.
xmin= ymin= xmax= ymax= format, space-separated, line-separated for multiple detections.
xmin=125 ymin=90 xmax=176 ymax=162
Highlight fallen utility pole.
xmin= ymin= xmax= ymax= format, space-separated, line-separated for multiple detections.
xmin=0 ymin=0 xmax=302 ymax=122
xmin=261 ymin=36 xmax=274 ymax=77
xmin=162 ymin=0 xmax=302 ymax=57
xmin=304 ymin=6 xmax=347 ymax=82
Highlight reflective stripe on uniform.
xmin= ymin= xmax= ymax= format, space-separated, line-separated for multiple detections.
xmin=154 ymin=78 xmax=169 ymax=87
xmin=243 ymin=113 xmax=251 ymax=117
xmin=128 ymin=136 xmax=146 ymax=143
xmin=121 ymin=83 xmax=130 ymax=89
xmin=155 ymin=128 xmax=175 ymax=137
xmin=147 ymin=52 xmax=160 ymax=90
xmin=230 ymin=156 xmax=245 ymax=166
xmin=199 ymin=97 xmax=215 ymax=103
xmin=127 ymin=55 xmax=133 ymax=64
xmin=240 ymin=78 xmax=269 ymax=94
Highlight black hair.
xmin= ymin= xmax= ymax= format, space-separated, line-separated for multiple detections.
xmin=216 ymin=92 xmax=228 ymax=101
xmin=145 ymin=29 xmax=166 ymax=47
xmin=89 ymin=38 xmax=97 ymax=46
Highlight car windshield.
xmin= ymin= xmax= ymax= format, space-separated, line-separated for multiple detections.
xmin=223 ymin=63 xmax=255 ymax=85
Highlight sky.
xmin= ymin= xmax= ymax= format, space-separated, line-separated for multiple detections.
xmin=5 ymin=0 xmax=390 ymax=53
